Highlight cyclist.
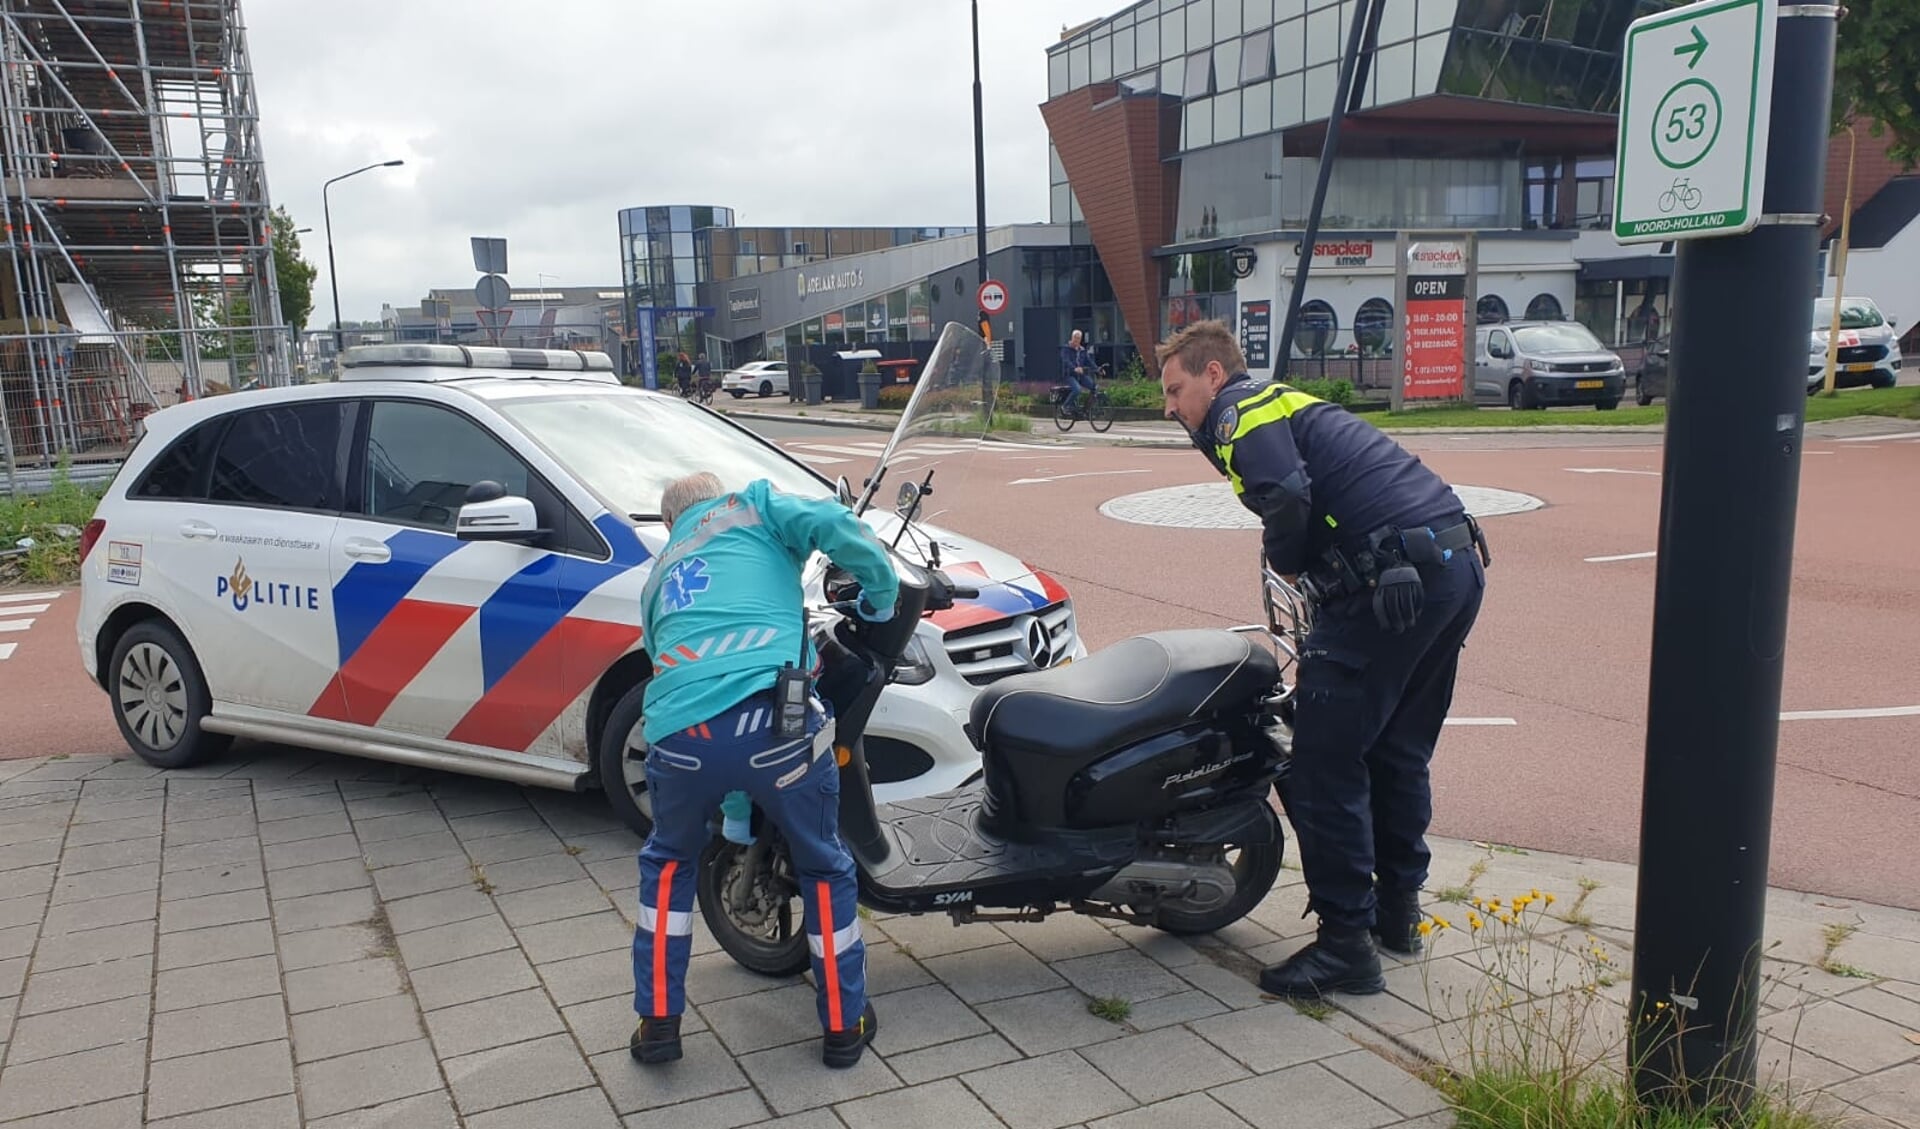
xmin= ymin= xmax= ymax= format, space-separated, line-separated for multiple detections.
xmin=694 ymin=352 xmax=715 ymax=403
xmin=1060 ymin=330 xmax=1097 ymax=417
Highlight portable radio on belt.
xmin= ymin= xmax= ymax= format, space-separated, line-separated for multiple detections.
xmin=774 ymin=614 xmax=812 ymax=739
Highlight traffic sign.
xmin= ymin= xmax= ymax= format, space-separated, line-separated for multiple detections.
xmin=1613 ymin=0 xmax=1777 ymax=245
xmin=976 ymin=279 xmax=1008 ymax=314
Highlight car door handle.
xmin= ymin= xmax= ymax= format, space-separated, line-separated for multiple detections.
xmin=342 ymin=538 xmax=391 ymax=563
xmin=179 ymin=520 xmax=218 ymax=541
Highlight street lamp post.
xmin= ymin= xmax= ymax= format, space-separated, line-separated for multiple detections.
xmin=324 ymin=159 xmax=405 ymax=357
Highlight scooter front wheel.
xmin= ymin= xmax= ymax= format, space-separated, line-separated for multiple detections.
xmin=698 ymin=835 xmax=812 ymax=978
xmin=1147 ymin=804 xmax=1286 ymax=936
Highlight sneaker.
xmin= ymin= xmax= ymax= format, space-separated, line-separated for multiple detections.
xmin=630 ymin=1015 xmax=682 ymax=1065
xmin=821 ymin=1002 xmax=879 ymax=1069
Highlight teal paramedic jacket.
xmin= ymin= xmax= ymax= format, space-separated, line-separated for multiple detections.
xmin=639 ymin=479 xmax=901 ymax=745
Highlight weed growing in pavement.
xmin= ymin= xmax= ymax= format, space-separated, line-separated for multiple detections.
xmin=470 ymin=862 xmax=495 ymax=895
xmin=1815 ymin=923 xmax=1875 ymax=980
xmin=1414 ymin=889 xmax=1844 ymax=1129
xmin=1289 ymin=998 xmax=1336 ymax=1021
xmin=1087 ymin=996 xmax=1131 ymax=1023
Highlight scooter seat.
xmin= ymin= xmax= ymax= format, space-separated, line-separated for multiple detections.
xmin=969 ymin=629 xmax=1279 ymax=762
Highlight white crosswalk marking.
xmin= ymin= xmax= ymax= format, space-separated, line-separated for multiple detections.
xmin=0 ymin=591 xmax=60 ymax=604
xmin=0 ymin=603 xmax=50 ymax=615
xmin=0 ymin=620 xmax=33 ymax=633
xmin=0 ymin=589 xmax=59 ymax=659
xmin=0 ymin=643 xmax=14 ymax=660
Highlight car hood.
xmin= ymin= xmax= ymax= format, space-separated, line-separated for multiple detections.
xmin=858 ymin=511 xmax=1068 ymax=632
xmin=1811 ymin=325 xmax=1896 ymax=347
xmin=1527 ymin=349 xmax=1620 ymax=364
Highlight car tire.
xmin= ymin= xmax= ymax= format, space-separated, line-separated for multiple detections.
xmin=1508 ymin=380 xmax=1528 ymax=411
xmin=108 ymin=620 xmax=230 ymax=770
xmin=596 ymin=681 xmax=654 ymax=839
xmin=759 ymin=380 xmax=774 ymax=398
xmin=1871 ymin=373 xmax=1897 ymax=390
xmin=729 ymin=389 xmax=746 ymax=399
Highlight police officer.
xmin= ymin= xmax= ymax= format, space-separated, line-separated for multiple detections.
xmin=1156 ymin=320 xmax=1488 ymax=998
xmin=630 ymin=471 xmax=899 ymax=1068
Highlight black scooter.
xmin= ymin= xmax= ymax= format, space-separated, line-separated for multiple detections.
xmin=697 ymin=532 xmax=1299 ymax=977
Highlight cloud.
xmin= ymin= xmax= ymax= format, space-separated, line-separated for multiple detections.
xmin=248 ymin=0 xmax=1106 ymax=323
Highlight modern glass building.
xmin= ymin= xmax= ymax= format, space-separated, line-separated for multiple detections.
xmin=1041 ymin=0 xmax=1686 ymax=381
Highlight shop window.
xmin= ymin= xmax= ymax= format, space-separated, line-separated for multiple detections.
xmin=1297 ymin=300 xmax=1337 ymax=357
xmin=1526 ymin=293 xmax=1564 ymax=321
xmin=1355 ymin=298 xmax=1393 ymax=357
xmin=1477 ymin=294 xmax=1510 ymax=325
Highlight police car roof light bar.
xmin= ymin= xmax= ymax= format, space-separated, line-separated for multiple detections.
xmin=338 ymin=343 xmax=617 ymax=383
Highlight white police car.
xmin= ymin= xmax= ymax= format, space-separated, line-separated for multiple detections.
xmin=74 ymin=344 xmax=1082 ymax=834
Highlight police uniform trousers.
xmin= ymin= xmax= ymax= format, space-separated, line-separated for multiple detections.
xmin=1284 ymin=544 xmax=1485 ymax=932
xmin=633 ymin=690 xmax=866 ymax=1032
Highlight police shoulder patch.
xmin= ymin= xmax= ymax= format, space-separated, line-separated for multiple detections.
xmin=1215 ymin=405 xmax=1240 ymax=444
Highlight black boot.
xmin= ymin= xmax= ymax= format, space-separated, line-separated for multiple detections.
xmin=821 ymin=1001 xmax=879 ymax=1069
xmin=630 ymin=1015 xmax=682 ymax=1065
xmin=1258 ymin=925 xmax=1386 ymax=999
xmin=1372 ymin=887 xmax=1425 ymax=957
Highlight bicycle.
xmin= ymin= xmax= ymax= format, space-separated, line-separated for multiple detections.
xmin=1053 ymin=383 xmax=1114 ymax=433
xmin=1658 ymin=178 xmax=1702 ymax=213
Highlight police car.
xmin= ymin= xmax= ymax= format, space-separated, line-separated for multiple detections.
xmin=74 ymin=344 xmax=1083 ymax=835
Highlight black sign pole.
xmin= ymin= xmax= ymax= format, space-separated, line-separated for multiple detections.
xmin=1274 ymin=0 xmax=1379 ymax=373
xmin=1628 ymin=2 xmax=1838 ymax=1112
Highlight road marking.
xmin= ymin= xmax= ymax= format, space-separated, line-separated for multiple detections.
xmin=1835 ymin=430 xmax=1920 ymax=443
xmin=1009 ymin=470 xmax=1153 ymax=486
xmin=796 ymin=444 xmax=892 ymax=458
xmin=0 ymin=619 xmax=33 ymax=633
xmin=1566 ymin=467 xmax=1661 ymax=476
xmin=1779 ymin=705 xmax=1920 ymax=721
xmin=0 ymin=591 xmax=60 ymax=604
xmin=1443 ymin=717 xmax=1518 ymax=726
xmin=0 ymin=603 xmax=51 ymax=615
xmin=792 ymin=454 xmax=851 ymax=465
xmin=1586 ymin=551 xmax=1658 ymax=563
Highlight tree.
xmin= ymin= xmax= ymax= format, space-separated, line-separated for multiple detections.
xmin=1832 ymin=0 xmax=1920 ymax=169
xmin=270 ymin=205 xmax=318 ymax=333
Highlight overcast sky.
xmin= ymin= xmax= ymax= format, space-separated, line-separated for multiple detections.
xmin=248 ymin=0 xmax=1106 ymax=326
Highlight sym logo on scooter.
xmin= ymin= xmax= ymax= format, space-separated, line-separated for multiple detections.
xmin=933 ymin=890 xmax=973 ymax=906
xmin=1163 ymin=750 xmax=1254 ymax=790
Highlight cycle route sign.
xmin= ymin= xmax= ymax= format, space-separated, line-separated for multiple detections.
xmin=1613 ymin=0 xmax=1777 ymax=245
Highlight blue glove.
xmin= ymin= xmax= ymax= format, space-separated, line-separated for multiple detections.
xmin=856 ymin=593 xmax=894 ymax=623
xmin=720 ymin=790 xmax=754 ymax=845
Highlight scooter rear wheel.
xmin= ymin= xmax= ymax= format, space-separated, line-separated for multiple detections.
xmin=698 ymin=835 xmax=812 ymax=978
xmin=1147 ymin=804 xmax=1286 ymax=936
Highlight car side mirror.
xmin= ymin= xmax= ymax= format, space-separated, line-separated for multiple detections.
xmin=457 ymin=480 xmax=548 ymax=543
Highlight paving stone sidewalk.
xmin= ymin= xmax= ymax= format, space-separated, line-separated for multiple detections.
xmin=0 ymin=749 xmax=1912 ymax=1128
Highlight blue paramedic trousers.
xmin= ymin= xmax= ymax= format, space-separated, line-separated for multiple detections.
xmin=1282 ymin=543 xmax=1486 ymax=932
xmin=633 ymin=689 xmax=866 ymax=1032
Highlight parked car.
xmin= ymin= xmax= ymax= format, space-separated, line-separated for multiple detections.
xmin=74 ymin=344 xmax=1083 ymax=836
xmin=721 ymin=360 xmax=789 ymax=398
xmin=1475 ymin=321 xmax=1625 ymax=410
xmin=1809 ymin=295 xmax=1902 ymax=393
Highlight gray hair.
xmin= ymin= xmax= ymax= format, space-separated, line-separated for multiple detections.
xmin=661 ymin=472 xmax=725 ymax=526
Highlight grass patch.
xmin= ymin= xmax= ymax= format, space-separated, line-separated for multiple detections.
xmin=1288 ymin=998 xmax=1336 ymax=1021
xmin=1370 ymin=385 xmax=1920 ymax=430
xmin=1435 ymin=885 xmax=1476 ymax=904
xmin=1436 ymin=1066 xmax=1840 ymax=1129
xmin=470 ymin=863 xmax=495 ymax=895
xmin=1560 ymin=877 xmax=1601 ymax=928
xmin=1087 ymin=996 xmax=1131 ymax=1023
xmin=1 ymin=468 xmax=106 ymax=587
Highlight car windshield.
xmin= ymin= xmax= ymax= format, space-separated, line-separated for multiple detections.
xmin=1813 ymin=298 xmax=1883 ymax=330
xmin=1512 ymin=323 xmax=1606 ymax=353
xmin=495 ymin=391 xmax=830 ymax=518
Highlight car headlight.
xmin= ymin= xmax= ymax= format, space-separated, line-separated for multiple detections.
xmin=894 ymin=635 xmax=936 ymax=685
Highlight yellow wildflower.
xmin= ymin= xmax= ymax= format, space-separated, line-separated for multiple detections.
xmin=1417 ymin=921 xmax=1434 ymax=937
xmin=1544 ymin=893 xmax=1557 ymax=906
xmin=1431 ymin=915 xmax=1453 ymax=931
xmin=1467 ymin=912 xmax=1484 ymax=931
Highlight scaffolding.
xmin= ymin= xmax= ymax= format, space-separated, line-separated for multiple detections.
xmin=0 ymin=0 xmax=291 ymax=492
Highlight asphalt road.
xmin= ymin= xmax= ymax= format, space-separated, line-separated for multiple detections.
xmin=8 ymin=417 xmax=1918 ymax=910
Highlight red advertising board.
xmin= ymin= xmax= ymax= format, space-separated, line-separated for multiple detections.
xmin=1402 ymin=242 xmax=1467 ymax=400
